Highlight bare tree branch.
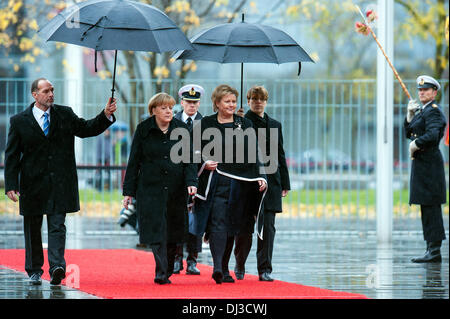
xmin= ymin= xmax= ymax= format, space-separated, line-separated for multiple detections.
xmin=198 ymin=0 xmax=217 ymax=18
xmin=227 ymin=0 xmax=247 ymax=23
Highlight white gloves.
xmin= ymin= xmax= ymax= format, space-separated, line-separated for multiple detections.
xmin=409 ymin=140 xmax=420 ymax=159
xmin=407 ymin=99 xmax=420 ymax=123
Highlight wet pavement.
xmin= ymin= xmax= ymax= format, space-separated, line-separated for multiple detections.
xmin=0 ymin=217 xmax=448 ymax=299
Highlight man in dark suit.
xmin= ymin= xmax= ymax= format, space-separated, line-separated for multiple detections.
xmin=234 ymin=86 xmax=290 ymax=281
xmin=173 ymin=84 xmax=204 ymax=275
xmin=4 ymin=78 xmax=116 ymax=285
xmin=404 ymin=75 xmax=447 ymax=263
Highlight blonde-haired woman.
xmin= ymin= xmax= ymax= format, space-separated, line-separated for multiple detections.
xmin=123 ymin=93 xmax=198 ymax=284
xmin=191 ymin=84 xmax=267 ymax=284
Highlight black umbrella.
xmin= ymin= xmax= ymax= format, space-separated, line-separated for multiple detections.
xmin=39 ymin=0 xmax=192 ymax=99
xmin=172 ymin=14 xmax=314 ymax=109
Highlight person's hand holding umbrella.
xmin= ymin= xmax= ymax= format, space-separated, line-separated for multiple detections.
xmin=104 ymin=98 xmax=117 ymax=118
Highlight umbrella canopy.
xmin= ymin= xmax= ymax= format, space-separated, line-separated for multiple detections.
xmin=38 ymin=0 xmax=192 ymax=98
xmin=172 ymin=15 xmax=314 ymax=108
xmin=173 ymin=22 xmax=313 ymax=64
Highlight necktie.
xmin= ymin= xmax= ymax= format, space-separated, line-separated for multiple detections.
xmin=43 ymin=113 xmax=49 ymax=136
xmin=186 ymin=117 xmax=193 ymax=129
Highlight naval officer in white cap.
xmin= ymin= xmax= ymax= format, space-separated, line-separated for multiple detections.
xmin=404 ymin=75 xmax=447 ymax=263
xmin=173 ymin=84 xmax=204 ymax=275
xmin=175 ymin=84 xmax=204 ymax=130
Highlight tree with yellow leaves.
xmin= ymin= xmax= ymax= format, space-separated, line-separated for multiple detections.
xmin=0 ymin=0 xmax=41 ymax=74
xmin=283 ymin=0 xmax=448 ymax=83
xmin=1 ymin=0 xmax=252 ymax=133
xmin=395 ymin=0 xmax=448 ymax=86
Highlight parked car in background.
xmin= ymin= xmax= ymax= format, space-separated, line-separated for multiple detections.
xmin=286 ymin=149 xmax=374 ymax=173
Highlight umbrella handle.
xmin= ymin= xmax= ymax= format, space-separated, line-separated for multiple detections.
xmin=111 ymin=50 xmax=118 ymax=99
xmin=239 ymin=13 xmax=244 ymax=110
xmin=240 ymin=62 xmax=244 ymax=110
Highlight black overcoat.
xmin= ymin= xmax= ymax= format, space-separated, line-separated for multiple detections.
xmin=191 ymin=114 xmax=267 ymax=238
xmin=4 ymin=103 xmax=115 ymax=216
xmin=245 ymin=110 xmax=291 ymax=213
xmin=404 ymin=100 xmax=447 ymax=205
xmin=122 ymin=116 xmax=198 ymax=245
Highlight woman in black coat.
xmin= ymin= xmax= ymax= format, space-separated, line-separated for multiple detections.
xmin=191 ymin=84 xmax=267 ymax=284
xmin=122 ymin=93 xmax=198 ymax=284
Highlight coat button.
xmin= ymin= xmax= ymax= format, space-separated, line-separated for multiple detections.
xmin=164 ymin=155 xmax=168 ymax=159
xmin=164 ymin=186 xmax=168 ymax=190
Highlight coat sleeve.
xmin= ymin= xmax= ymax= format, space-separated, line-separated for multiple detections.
xmin=69 ymin=107 xmax=115 ymax=138
xmin=122 ymin=126 xmax=143 ymax=197
xmin=415 ymin=108 xmax=445 ymax=149
xmin=403 ymin=117 xmax=414 ymax=140
xmin=277 ymin=123 xmax=291 ymax=190
xmin=184 ymin=128 xmax=199 ymax=188
xmin=184 ymin=163 xmax=199 ymax=188
xmin=4 ymin=116 xmax=21 ymax=193
xmin=248 ymin=119 xmax=267 ymax=181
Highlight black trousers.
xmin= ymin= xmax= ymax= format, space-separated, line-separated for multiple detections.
xmin=23 ymin=213 xmax=66 ymax=277
xmin=175 ymin=233 xmax=202 ymax=265
xmin=208 ymin=232 xmax=234 ymax=275
xmin=149 ymin=214 xmax=177 ymax=280
xmin=151 ymin=242 xmax=177 ymax=280
xmin=234 ymin=210 xmax=277 ymax=275
xmin=420 ymin=205 xmax=446 ymax=242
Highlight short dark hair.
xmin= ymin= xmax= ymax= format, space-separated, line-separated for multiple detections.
xmin=31 ymin=78 xmax=48 ymax=94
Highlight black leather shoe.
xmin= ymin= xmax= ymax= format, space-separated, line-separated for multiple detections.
xmin=412 ymin=242 xmax=442 ymax=263
xmin=223 ymin=274 xmax=235 ymax=283
xmin=173 ymin=256 xmax=183 ymax=274
xmin=259 ymin=272 xmax=274 ymax=282
xmin=154 ymin=277 xmax=171 ymax=285
xmin=186 ymin=263 xmax=200 ymax=275
xmin=411 ymin=250 xmax=442 ymax=263
xmin=30 ymin=273 xmax=42 ymax=285
xmin=234 ymin=268 xmax=245 ymax=280
xmin=212 ymin=271 xmax=223 ymax=284
xmin=50 ymin=267 xmax=65 ymax=285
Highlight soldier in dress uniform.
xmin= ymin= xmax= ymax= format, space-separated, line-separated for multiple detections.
xmin=404 ymin=75 xmax=447 ymax=263
xmin=172 ymin=84 xmax=204 ymax=275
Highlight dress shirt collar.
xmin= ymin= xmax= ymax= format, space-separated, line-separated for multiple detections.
xmin=422 ymin=100 xmax=433 ymax=110
xmin=181 ymin=111 xmax=197 ymax=123
xmin=32 ymin=104 xmax=51 ymax=125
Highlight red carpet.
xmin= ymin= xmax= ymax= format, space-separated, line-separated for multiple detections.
xmin=0 ymin=249 xmax=367 ymax=299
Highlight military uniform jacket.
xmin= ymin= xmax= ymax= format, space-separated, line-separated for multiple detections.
xmin=4 ymin=103 xmax=115 ymax=216
xmin=122 ymin=116 xmax=198 ymax=245
xmin=173 ymin=111 xmax=203 ymax=123
xmin=404 ymin=100 xmax=447 ymax=205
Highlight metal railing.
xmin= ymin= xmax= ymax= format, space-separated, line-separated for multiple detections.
xmin=1 ymin=77 xmax=448 ymax=234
